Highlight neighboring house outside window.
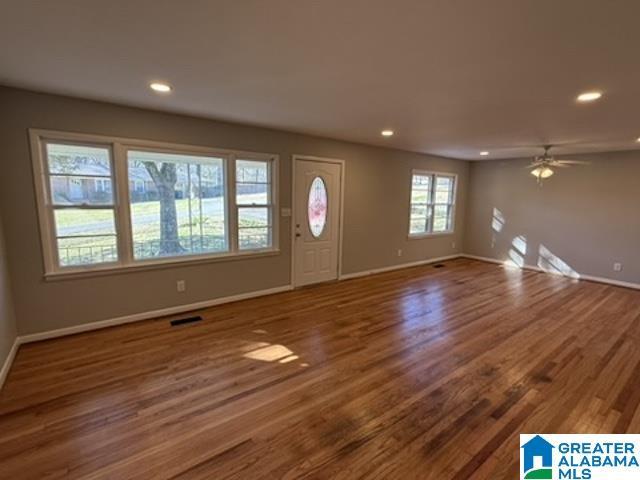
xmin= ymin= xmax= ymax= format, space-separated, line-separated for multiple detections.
xmin=30 ymin=130 xmax=278 ymax=275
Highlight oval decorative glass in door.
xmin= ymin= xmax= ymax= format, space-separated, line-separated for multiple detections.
xmin=308 ymin=176 xmax=328 ymax=238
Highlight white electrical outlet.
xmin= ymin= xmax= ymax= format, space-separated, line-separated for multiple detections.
xmin=177 ymin=280 xmax=186 ymax=292
xmin=451 ymin=241 xmax=456 ymax=249
xmin=397 ymin=249 xmax=403 ymax=257
xmin=613 ymin=263 xmax=623 ymax=272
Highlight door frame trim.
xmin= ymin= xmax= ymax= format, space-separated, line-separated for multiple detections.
xmin=291 ymin=155 xmax=346 ymax=287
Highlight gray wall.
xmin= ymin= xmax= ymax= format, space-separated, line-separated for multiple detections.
xmin=464 ymin=151 xmax=640 ymax=284
xmin=0 ymin=212 xmax=17 ymax=372
xmin=0 ymin=87 xmax=468 ymax=335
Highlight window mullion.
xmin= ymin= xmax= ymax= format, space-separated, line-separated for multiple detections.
xmin=40 ymin=141 xmax=61 ymax=272
xmin=268 ymin=159 xmax=275 ymax=248
xmin=228 ymin=154 xmax=239 ymax=253
xmin=427 ymin=175 xmax=436 ymax=233
xmin=113 ymin=143 xmax=133 ymax=265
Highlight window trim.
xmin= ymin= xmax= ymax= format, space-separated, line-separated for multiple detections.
xmin=30 ymin=129 xmax=279 ymax=279
xmin=235 ymin=159 xmax=274 ymax=251
xmin=407 ymin=169 xmax=458 ymax=239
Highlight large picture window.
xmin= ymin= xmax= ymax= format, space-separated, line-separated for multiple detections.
xmin=409 ymin=171 xmax=456 ymax=236
xmin=127 ymin=150 xmax=228 ymax=260
xmin=31 ymin=130 xmax=278 ymax=276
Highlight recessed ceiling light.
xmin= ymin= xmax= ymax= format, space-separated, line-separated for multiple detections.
xmin=480 ymin=151 xmax=490 ymax=156
xmin=577 ymin=91 xmax=602 ymax=102
xmin=150 ymin=82 xmax=172 ymax=93
xmin=381 ymin=130 xmax=394 ymax=137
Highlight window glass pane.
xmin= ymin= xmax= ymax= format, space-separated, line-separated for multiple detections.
xmin=54 ymin=209 xmax=116 ymax=237
xmin=127 ymin=150 xmax=227 ymax=260
xmin=238 ymin=207 xmax=270 ymax=228
xmin=433 ymin=205 xmax=451 ymax=232
xmin=410 ymin=204 xmax=431 ymax=235
xmin=239 ymin=228 xmax=271 ymax=250
xmin=411 ymin=187 xmax=430 ymax=204
xmin=410 ymin=218 xmax=427 ymax=235
xmin=46 ymin=143 xmax=114 ymax=206
xmin=412 ymin=174 xmax=431 ymax=190
xmin=236 ymin=160 xmax=269 ymax=183
xmin=50 ymin=177 xmax=114 ymax=206
xmin=236 ymin=182 xmax=268 ymax=205
xmin=435 ymin=176 xmax=453 ymax=203
xmin=236 ymin=160 xmax=270 ymax=206
xmin=46 ymin=143 xmax=112 ymax=175
xmin=238 ymin=206 xmax=271 ymax=250
xmin=57 ymin=236 xmax=118 ymax=267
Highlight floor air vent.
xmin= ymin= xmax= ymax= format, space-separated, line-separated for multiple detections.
xmin=170 ymin=316 xmax=203 ymax=327
xmin=433 ymin=264 xmax=446 ymax=268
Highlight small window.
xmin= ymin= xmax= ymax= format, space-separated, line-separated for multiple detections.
xmin=409 ymin=171 xmax=456 ymax=236
xmin=127 ymin=150 xmax=228 ymax=260
xmin=236 ymin=159 xmax=273 ymax=250
xmin=45 ymin=142 xmax=119 ymax=267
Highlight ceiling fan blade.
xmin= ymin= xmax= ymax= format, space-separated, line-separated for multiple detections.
xmin=555 ymin=159 xmax=590 ymax=165
xmin=525 ymin=161 xmax=544 ymax=168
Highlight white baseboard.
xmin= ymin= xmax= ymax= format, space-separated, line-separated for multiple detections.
xmin=13 ymin=252 xmax=639 ymax=352
xmin=339 ymin=254 xmax=463 ymax=280
xmin=461 ymin=254 xmax=640 ymax=290
xmin=18 ymin=255 xmax=467 ymax=346
xmin=19 ymin=284 xmax=293 ymax=345
xmin=0 ymin=337 xmax=20 ymax=390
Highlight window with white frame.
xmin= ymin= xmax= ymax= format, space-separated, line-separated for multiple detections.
xmin=127 ymin=150 xmax=229 ymax=260
xmin=32 ymin=131 xmax=278 ymax=275
xmin=409 ymin=171 xmax=456 ymax=236
xmin=236 ymin=159 xmax=273 ymax=250
xmin=45 ymin=143 xmax=119 ymax=267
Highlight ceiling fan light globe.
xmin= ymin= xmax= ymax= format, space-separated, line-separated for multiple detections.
xmin=531 ymin=167 xmax=554 ymax=179
xmin=540 ymin=167 xmax=554 ymax=178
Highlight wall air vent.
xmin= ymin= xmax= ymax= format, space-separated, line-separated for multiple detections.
xmin=170 ymin=316 xmax=203 ymax=327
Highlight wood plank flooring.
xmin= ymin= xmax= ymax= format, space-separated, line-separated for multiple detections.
xmin=1 ymin=258 xmax=640 ymax=479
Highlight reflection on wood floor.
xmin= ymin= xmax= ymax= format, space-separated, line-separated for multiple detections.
xmin=1 ymin=258 xmax=639 ymax=479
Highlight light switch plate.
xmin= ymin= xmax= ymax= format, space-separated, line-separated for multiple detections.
xmin=281 ymin=208 xmax=292 ymax=217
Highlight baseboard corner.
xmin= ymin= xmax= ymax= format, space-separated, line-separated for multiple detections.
xmin=0 ymin=337 xmax=20 ymax=390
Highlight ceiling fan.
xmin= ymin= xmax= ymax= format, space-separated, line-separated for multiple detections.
xmin=526 ymin=145 xmax=589 ymax=184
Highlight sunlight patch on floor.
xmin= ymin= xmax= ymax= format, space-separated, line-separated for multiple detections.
xmin=244 ymin=344 xmax=294 ymax=362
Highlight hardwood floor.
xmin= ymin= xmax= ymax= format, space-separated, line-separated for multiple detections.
xmin=1 ymin=258 xmax=640 ymax=479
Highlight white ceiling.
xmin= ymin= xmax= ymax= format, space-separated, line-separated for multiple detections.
xmin=1 ymin=0 xmax=639 ymax=160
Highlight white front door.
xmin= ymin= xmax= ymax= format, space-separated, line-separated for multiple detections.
xmin=293 ymin=158 xmax=342 ymax=287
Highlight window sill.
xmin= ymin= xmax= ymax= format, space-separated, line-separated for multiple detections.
xmin=43 ymin=248 xmax=281 ymax=282
xmin=408 ymin=231 xmax=455 ymax=240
